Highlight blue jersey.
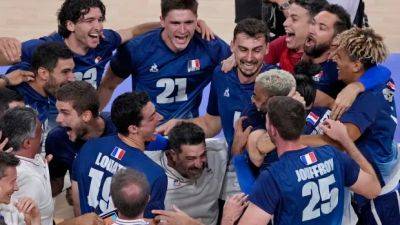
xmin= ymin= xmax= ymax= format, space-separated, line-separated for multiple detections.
xmin=7 ymin=30 xmax=121 ymax=88
xmin=110 ymin=29 xmax=230 ymax=122
xmin=71 ymin=135 xmax=167 ymax=218
xmin=11 ymin=82 xmax=58 ymax=131
xmin=340 ymin=79 xmax=397 ymax=187
xmin=250 ymin=146 xmax=360 ymax=225
xmin=206 ymin=64 xmax=277 ymax=149
xmin=313 ymin=62 xmax=391 ymax=98
xmin=45 ymin=112 xmax=117 ymax=180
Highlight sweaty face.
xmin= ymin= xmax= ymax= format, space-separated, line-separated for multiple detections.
xmin=332 ymin=48 xmax=357 ymax=84
xmin=0 ymin=167 xmax=18 ymax=204
xmin=56 ymin=101 xmax=87 ymax=142
xmin=252 ymin=83 xmax=270 ymax=111
xmin=283 ymin=3 xmax=311 ymax=51
xmin=304 ymin=11 xmax=337 ymax=58
xmin=161 ymin=9 xmax=197 ymax=52
xmin=44 ymin=58 xmax=75 ymax=96
xmin=232 ymin=33 xmax=267 ymax=78
xmin=137 ymin=102 xmax=163 ymax=142
xmin=171 ymin=143 xmax=207 ymax=180
xmin=68 ymin=7 xmax=104 ymax=50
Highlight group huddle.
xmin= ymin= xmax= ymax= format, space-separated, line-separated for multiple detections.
xmin=0 ymin=0 xmax=399 ymax=225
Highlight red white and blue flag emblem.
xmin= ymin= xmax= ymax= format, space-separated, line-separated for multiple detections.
xmin=187 ymin=59 xmax=200 ymax=72
xmin=300 ymin=152 xmax=318 ymax=166
xmin=387 ymin=81 xmax=395 ymax=91
xmin=111 ymin=147 xmax=126 ymax=160
xmin=306 ymin=112 xmax=320 ymax=125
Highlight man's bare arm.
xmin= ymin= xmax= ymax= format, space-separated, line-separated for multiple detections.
xmin=98 ymin=67 xmax=124 ymax=110
xmin=117 ymin=22 xmax=160 ymax=44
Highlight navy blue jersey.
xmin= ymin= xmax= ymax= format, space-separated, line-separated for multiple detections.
xmin=11 ymin=82 xmax=58 ymax=131
xmin=7 ymin=30 xmax=121 ymax=88
xmin=110 ymin=29 xmax=230 ymax=122
xmin=45 ymin=112 xmax=117 ymax=180
xmin=340 ymin=79 xmax=397 ymax=187
xmin=250 ymin=146 xmax=360 ymax=225
xmin=71 ymin=135 xmax=167 ymax=218
xmin=313 ymin=63 xmax=391 ymax=98
xmin=206 ymin=64 xmax=277 ymax=149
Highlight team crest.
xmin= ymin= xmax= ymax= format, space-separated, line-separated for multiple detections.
xmin=110 ymin=147 xmax=126 ymax=160
xmin=187 ymin=59 xmax=200 ymax=72
xmin=312 ymin=71 xmax=323 ymax=82
xmin=94 ymin=56 xmax=102 ymax=64
xmin=224 ymin=88 xmax=230 ymax=97
xmin=383 ymin=80 xmax=396 ymax=103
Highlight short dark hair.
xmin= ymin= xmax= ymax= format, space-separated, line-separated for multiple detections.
xmin=168 ymin=122 xmax=205 ymax=153
xmin=57 ymin=0 xmax=106 ymax=38
xmin=111 ymin=92 xmax=150 ymax=135
xmin=55 ymin=81 xmax=99 ymax=117
xmin=322 ymin=4 xmax=352 ymax=36
xmin=110 ymin=168 xmax=150 ymax=218
xmin=0 ymin=152 xmax=20 ymax=179
xmin=161 ymin=0 xmax=198 ymax=18
xmin=0 ymin=107 xmax=38 ymax=151
xmin=31 ymin=42 xmax=73 ymax=75
xmin=294 ymin=61 xmax=320 ymax=108
xmin=0 ymin=88 xmax=24 ymax=117
xmin=265 ymin=96 xmax=306 ymax=140
xmin=234 ymin=18 xmax=269 ymax=43
xmin=291 ymin=0 xmax=328 ymax=18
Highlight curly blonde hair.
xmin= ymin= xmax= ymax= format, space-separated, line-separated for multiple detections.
xmin=334 ymin=27 xmax=388 ymax=67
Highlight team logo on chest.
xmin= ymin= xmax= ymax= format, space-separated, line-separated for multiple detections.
xmin=187 ymin=59 xmax=200 ymax=72
xmin=94 ymin=56 xmax=102 ymax=64
xmin=110 ymin=147 xmax=126 ymax=160
xmin=150 ymin=63 xmax=159 ymax=73
xmin=224 ymin=88 xmax=230 ymax=97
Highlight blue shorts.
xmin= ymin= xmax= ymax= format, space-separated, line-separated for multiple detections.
xmin=357 ymin=184 xmax=400 ymax=225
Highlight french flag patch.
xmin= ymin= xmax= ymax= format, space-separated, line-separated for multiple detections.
xmin=187 ymin=59 xmax=200 ymax=72
xmin=306 ymin=112 xmax=320 ymax=126
xmin=300 ymin=152 xmax=317 ymax=166
xmin=111 ymin=147 xmax=126 ymax=160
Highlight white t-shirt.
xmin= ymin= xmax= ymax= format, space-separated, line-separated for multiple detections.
xmin=11 ymin=154 xmax=54 ymax=225
xmin=145 ymin=138 xmax=228 ymax=225
xmin=0 ymin=204 xmax=25 ymax=225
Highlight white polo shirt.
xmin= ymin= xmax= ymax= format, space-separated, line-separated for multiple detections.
xmin=145 ymin=138 xmax=228 ymax=225
xmin=11 ymin=154 xmax=54 ymax=225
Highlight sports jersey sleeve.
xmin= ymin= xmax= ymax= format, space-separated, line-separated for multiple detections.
xmin=336 ymin=150 xmax=360 ymax=187
xmin=109 ymin=42 xmax=136 ymax=79
xmin=102 ymin=29 xmax=122 ymax=51
xmin=71 ymin=146 xmax=85 ymax=181
xmin=242 ymin=105 xmax=266 ymax=131
xmin=45 ymin=128 xmax=72 ymax=180
xmin=144 ymin=174 xmax=167 ymax=218
xmin=358 ymin=65 xmax=391 ymax=90
xmin=339 ymin=93 xmax=381 ymax=133
xmin=249 ymin=170 xmax=280 ymax=214
xmin=206 ymin=80 xmax=220 ymax=116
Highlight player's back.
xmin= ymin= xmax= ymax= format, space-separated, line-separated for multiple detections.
xmin=72 ymin=135 xmax=167 ymax=217
xmin=251 ymin=146 xmax=360 ymax=225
